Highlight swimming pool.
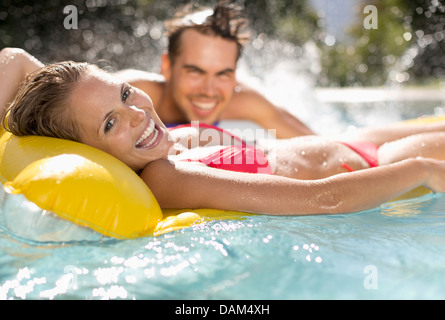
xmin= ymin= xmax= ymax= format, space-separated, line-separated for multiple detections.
xmin=1 ymin=93 xmax=445 ymax=300
xmin=1 ymin=190 xmax=445 ymax=300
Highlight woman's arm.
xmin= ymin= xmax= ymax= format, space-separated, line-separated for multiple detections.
xmin=141 ymin=157 xmax=445 ymax=215
xmin=0 ymin=48 xmax=44 ymax=118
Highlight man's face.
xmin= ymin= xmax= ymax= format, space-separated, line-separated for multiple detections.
xmin=162 ymin=29 xmax=238 ymax=124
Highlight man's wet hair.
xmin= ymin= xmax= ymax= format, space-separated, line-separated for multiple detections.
xmin=165 ymin=0 xmax=250 ymax=64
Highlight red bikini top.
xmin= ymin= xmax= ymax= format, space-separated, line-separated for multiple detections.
xmin=169 ymin=123 xmax=273 ymax=175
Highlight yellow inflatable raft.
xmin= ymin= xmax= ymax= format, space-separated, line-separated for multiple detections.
xmin=0 ymin=128 xmax=244 ymax=239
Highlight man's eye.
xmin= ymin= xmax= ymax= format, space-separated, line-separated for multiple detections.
xmin=187 ymin=68 xmax=202 ymax=75
xmin=105 ymin=118 xmax=115 ymax=133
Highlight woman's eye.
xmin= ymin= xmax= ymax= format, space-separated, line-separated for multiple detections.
xmin=122 ymin=87 xmax=132 ymax=102
xmin=104 ymin=118 xmax=115 ymax=133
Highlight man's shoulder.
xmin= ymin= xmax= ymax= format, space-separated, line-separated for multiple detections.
xmin=113 ymin=69 xmax=165 ymax=99
xmin=114 ymin=69 xmax=165 ymax=83
xmin=222 ymin=85 xmax=276 ymax=120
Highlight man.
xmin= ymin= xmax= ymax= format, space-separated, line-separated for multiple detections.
xmin=115 ymin=2 xmax=315 ymax=138
xmin=115 ymin=2 xmax=445 ymax=145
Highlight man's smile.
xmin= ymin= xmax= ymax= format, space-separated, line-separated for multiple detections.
xmin=190 ymin=99 xmax=219 ymax=116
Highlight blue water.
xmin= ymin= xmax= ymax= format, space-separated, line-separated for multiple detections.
xmin=2 ymin=92 xmax=445 ymax=299
xmin=1 ymin=189 xmax=445 ymax=300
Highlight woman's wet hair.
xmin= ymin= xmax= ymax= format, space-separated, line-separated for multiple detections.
xmin=3 ymin=61 xmax=97 ymax=142
xmin=165 ymin=0 xmax=250 ymax=64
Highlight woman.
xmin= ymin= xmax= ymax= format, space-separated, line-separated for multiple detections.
xmin=2 ymin=47 xmax=445 ymax=216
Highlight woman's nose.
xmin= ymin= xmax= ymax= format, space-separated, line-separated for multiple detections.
xmin=127 ymin=105 xmax=145 ymax=127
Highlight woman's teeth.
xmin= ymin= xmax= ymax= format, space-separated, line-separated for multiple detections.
xmin=136 ymin=119 xmax=158 ymax=148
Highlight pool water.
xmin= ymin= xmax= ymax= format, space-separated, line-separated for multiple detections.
xmin=1 ymin=184 xmax=445 ymax=299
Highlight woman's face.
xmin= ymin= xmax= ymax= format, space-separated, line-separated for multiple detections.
xmin=70 ymin=69 xmax=174 ymax=171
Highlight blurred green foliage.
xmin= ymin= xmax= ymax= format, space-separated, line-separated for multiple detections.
xmin=0 ymin=0 xmax=444 ymax=86
xmin=243 ymin=0 xmax=320 ymax=44
xmin=320 ymin=0 xmax=445 ymax=86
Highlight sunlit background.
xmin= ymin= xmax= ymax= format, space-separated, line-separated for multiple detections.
xmin=2 ymin=1 xmax=445 ymax=301
xmin=1 ymin=0 xmax=444 ymax=88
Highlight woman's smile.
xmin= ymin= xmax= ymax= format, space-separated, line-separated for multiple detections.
xmin=135 ymin=117 xmax=163 ymax=149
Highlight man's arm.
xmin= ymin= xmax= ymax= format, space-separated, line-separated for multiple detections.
xmin=225 ymin=86 xmax=315 ymax=138
xmin=113 ymin=68 xmax=164 ymax=83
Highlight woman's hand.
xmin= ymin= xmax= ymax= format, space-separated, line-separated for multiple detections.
xmin=0 ymin=48 xmax=44 ymax=118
